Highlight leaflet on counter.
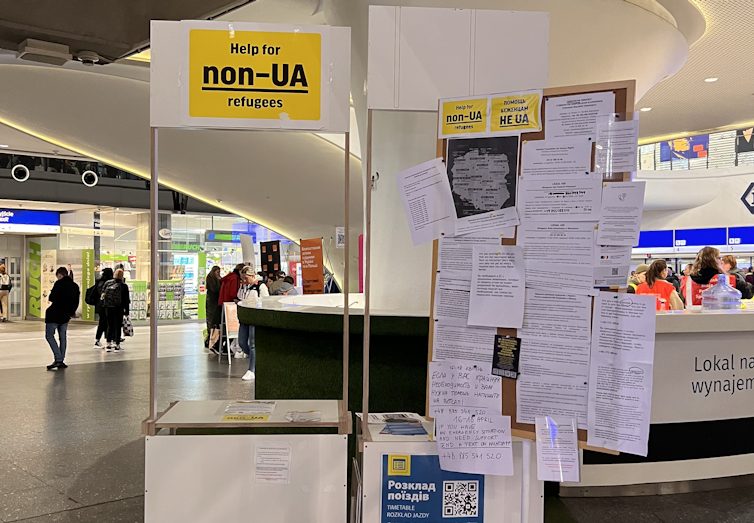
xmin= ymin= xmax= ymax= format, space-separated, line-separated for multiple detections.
xmin=518 ymin=177 xmax=602 ymax=222
xmin=597 ymin=182 xmax=646 ymax=246
xmin=520 ymin=138 xmax=593 ymax=180
xmin=397 ymin=158 xmax=456 ymax=246
xmin=468 ymin=245 xmax=525 ymax=329
xmin=545 ymin=92 xmax=616 ymax=140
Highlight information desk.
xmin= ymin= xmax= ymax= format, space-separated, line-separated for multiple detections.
xmin=562 ymin=310 xmax=754 ymax=496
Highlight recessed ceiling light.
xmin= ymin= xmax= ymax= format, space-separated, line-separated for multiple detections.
xmin=40 ymin=207 xmax=46 ymax=210
xmin=0 ymin=144 xmax=8 ymax=148
xmin=640 ymin=107 xmax=652 ymax=112
xmin=705 ymin=77 xmax=718 ymax=83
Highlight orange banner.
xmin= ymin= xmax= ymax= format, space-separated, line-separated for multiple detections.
xmin=301 ymin=238 xmax=325 ymax=294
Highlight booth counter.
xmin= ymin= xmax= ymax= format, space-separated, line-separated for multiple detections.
xmin=563 ymin=310 xmax=754 ymax=496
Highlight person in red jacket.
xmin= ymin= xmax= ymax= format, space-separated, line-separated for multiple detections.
xmin=218 ymin=263 xmax=246 ymax=306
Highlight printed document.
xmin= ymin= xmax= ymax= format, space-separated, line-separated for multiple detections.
xmin=468 ymin=245 xmax=525 ymax=328
xmin=433 ymin=270 xmax=471 ymax=326
xmin=518 ymin=177 xmax=602 ymax=222
xmin=438 ymin=232 xmax=510 ymax=272
xmin=432 ymin=323 xmax=497 ymax=370
xmin=254 ymin=444 xmax=292 ymax=484
xmin=520 ymin=138 xmax=593 ymax=180
xmin=594 ymin=244 xmax=632 ymax=287
xmin=437 ymin=411 xmax=513 ymax=476
xmin=597 ymin=182 xmax=646 ymax=246
xmin=536 ymin=417 xmax=580 ymax=482
xmin=545 ymin=92 xmax=616 ymax=140
xmin=397 ymin=158 xmax=456 ymax=246
xmin=517 ymin=375 xmax=588 ymax=429
xmin=595 ymin=119 xmax=640 ymax=174
xmin=519 ymin=222 xmax=597 ymax=266
xmin=524 ymin=263 xmax=597 ymax=296
xmin=591 ymin=292 xmax=657 ymax=363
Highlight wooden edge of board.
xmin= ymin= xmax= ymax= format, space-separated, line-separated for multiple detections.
xmin=512 ymin=429 xmax=619 ymax=456
xmin=543 ymin=79 xmax=636 ymax=99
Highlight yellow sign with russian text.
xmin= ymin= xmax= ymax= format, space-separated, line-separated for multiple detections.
xmin=440 ymin=98 xmax=488 ymax=137
xmin=188 ymin=28 xmax=322 ymax=121
xmin=490 ymin=92 xmax=541 ymax=133
xmin=221 ymin=414 xmax=270 ymax=422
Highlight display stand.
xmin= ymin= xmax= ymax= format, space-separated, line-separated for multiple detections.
xmin=141 ymin=20 xmax=353 ymax=523
xmin=357 ymin=80 xmax=636 ymax=523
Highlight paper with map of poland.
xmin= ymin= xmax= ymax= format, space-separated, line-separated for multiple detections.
xmin=396 ymin=158 xmax=456 ymax=246
xmin=446 ymin=137 xmax=520 ymax=235
xmin=520 ymin=137 xmax=593 ymax=180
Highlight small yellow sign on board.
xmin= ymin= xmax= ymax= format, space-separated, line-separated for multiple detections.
xmin=187 ymin=28 xmax=322 ymax=121
xmin=440 ymin=98 xmax=488 ymax=136
xmin=490 ymin=92 xmax=542 ymax=133
xmin=221 ymin=414 xmax=270 ymax=422
xmin=438 ymin=89 xmax=543 ymax=139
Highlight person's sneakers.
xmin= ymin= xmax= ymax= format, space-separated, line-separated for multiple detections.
xmin=114 ymin=345 xmax=121 ymax=352
xmin=241 ymin=370 xmax=255 ymax=381
xmin=106 ymin=345 xmax=113 ymax=353
xmin=234 ymin=351 xmax=247 ymax=359
xmin=208 ymin=346 xmax=219 ymax=355
xmin=94 ymin=340 xmax=103 ymax=349
xmin=58 ymin=362 xmax=68 ymax=369
xmin=46 ymin=361 xmax=63 ymax=371
xmin=119 ymin=338 xmax=125 ymax=343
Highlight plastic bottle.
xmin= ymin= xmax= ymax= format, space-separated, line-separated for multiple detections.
xmin=701 ymin=275 xmax=742 ymax=310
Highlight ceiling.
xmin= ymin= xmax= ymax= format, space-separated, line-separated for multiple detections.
xmin=638 ymin=0 xmax=754 ymax=141
xmin=0 ymin=122 xmax=88 ymax=159
xmin=0 ymin=0 xmax=255 ymax=62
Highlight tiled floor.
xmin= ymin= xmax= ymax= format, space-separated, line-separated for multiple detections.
xmin=3 ymin=321 xmax=754 ymax=522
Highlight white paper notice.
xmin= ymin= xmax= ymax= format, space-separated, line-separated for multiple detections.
xmin=587 ymin=292 xmax=656 ymax=456
xmin=224 ymin=401 xmax=277 ymax=415
xmin=525 ymin=263 xmax=597 ymax=297
xmin=518 ymin=290 xmax=591 ymax=382
xmin=468 ymin=245 xmax=525 ymax=328
xmin=597 ymin=182 xmax=646 ymax=246
xmin=429 ymin=361 xmax=502 ymax=417
xmin=519 ymin=222 xmax=597 ymax=266
xmin=433 ymin=270 xmax=471 ymax=326
xmin=432 ymin=323 xmax=497 ymax=370
xmin=587 ymin=359 xmax=654 ymax=456
xmin=520 ymin=138 xmax=593 ymax=180
xmin=595 ymin=119 xmax=640 ymax=174
xmin=517 ymin=375 xmax=588 ymax=429
xmin=438 ymin=232 xmax=510 ymax=272
xmin=518 ymin=178 xmax=602 ymax=222
xmin=593 ymin=244 xmax=632 ymax=287
xmin=545 ymin=92 xmax=616 ymax=140
xmin=254 ymin=444 xmax=292 ymax=484
xmin=397 ymin=158 xmax=456 ymax=246
xmin=591 ymin=292 xmax=657 ymax=363
xmin=535 ymin=417 xmax=580 ymax=482
xmin=437 ymin=410 xmax=513 ymax=476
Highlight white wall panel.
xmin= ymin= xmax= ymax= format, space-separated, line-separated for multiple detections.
xmin=367 ymin=6 xmax=397 ymax=110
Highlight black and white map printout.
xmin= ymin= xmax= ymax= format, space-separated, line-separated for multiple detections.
xmin=396 ymin=158 xmax=456 ymax=246
xmin=587 ymin=292 xmax=656 ymax=456
xmin=545 ymin=92 xmax=616 ymax=140
xmin=446 ymin=137 xmax=520 ymax=235
xmin=520 ymin=138 xmax=593 ymax=180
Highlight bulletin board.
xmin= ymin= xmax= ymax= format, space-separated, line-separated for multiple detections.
xmin=427 ymin=80 xmax=636 ymax=450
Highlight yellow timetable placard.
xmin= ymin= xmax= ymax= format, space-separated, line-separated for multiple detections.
xmin=440 ymin=98 xmax=488 ymax=136
xmin=490 ymin=91 xmax=542 ymax=133
xmin=188 ymin=28 xmax=322 ymax=121
xmin=221 ymin=414 xmax=270 ymax=422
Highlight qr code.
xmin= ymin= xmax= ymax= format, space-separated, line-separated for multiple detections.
xmin=611 ymin=268 xmax=619 ymax=276
xmin=442 ymin=480 xmax=479 ymax=518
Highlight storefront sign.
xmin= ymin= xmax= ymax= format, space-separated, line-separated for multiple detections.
xmin=82 ymin=249 xmax=95 ymax=321
xmin=171 ymin=243 xmax=203 ymax=251
xmin=180 ymin=20 xmax=330 ymax=130
xmin=741 ymin=182 xmax=754 ymax=214
xmin=300 ymin=238 xmax=324 ymax=294
xmin=0 ymin=209 xmax=60 ymax=234
xmin=381 ymin=455 xmax=484 ymax=523
xmin=159 ymin=228 xmax=173 ymax=239
xmin=27 ymin=240 xmax=42 ymax=318
xmin=438 ymin=90 xmax=542 ymax=139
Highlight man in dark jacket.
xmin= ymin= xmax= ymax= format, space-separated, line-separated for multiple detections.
xmin=45 ymin=267 xmax=80 ymax=370
xmin=94 ymin=268 xmax=113 ymax=348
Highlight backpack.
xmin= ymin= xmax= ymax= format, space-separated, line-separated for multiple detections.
xmin=0 ymin=274 xmax=11 ymax=291
xmin=84 ymin=284 xmax=99 ymax=306
xmin=103 ymin=280 xmax=122 ymax=307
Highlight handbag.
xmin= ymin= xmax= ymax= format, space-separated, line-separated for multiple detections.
xmin=122 ymin=315 xmax=134 ymax=337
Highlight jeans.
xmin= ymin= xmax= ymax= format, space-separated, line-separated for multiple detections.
xmin=45 ymin=322 xmax=68 ymax=362
xmin=238 ymin=323 xmax=256 ymax=372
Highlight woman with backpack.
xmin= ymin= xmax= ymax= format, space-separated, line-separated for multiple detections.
xmin=103 ymin=268 xmax=130 ymax=352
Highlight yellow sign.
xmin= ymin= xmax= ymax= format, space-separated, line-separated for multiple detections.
xmin=187 ymin=27 xmax=322 ymax=122
xmin=440 ymin=98 xmax=488 ymax=137
xmin=490 ymin=91 xmax=542 ymax=133
xmin=387 ymin=455 xmax=411 ymax=476
xmin=221 ymin=414 xmax=270 ymax=422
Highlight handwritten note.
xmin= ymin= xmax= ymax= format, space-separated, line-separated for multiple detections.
xmin=429 ymin=362 xmax=502 ymax=417
xmin=436 ymin=409 xmax=513 ymax=476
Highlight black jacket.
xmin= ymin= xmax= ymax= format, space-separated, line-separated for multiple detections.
xmin=94 ymin=276 xmax=111 ymax=314
xmin=105 ymin=281 xmax=131 ymax=315
xmin=45 ymin=276 xmax=80 ymax=324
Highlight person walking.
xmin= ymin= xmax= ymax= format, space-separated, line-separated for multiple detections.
xmin=93 ymin=268 xmax=113 ymax=348
xmin=205 ymin=266 xmax=222 ymax=350
xmin=0 ymin=264 xmax=12 ymax=322
xmin=45 ymin=267 xmax=80 ymax=370
xmin=103 ymin=268 xmax=130 ymax=353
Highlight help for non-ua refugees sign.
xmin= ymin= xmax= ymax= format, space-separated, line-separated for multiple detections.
xmin=438 ymin=89 xmax=542 ymax=139
xmin=180 ymin=21 xmax=330 ymax=130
